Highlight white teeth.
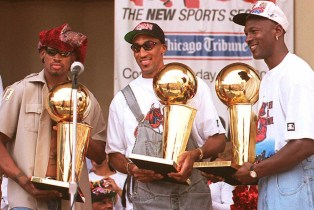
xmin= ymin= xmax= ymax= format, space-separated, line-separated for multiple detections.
xmin=250 ymin=45 xmax=257 ymax=51
xmin=141 ymin=60 xmax=150 ymax=65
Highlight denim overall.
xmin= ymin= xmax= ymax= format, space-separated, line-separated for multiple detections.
xmin=122 ymin=85 xmax=212 ymax=210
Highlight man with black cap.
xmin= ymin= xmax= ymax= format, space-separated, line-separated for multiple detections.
xmin=106 ymin=22 xmax=226 ymax=209
xmin=0 ymin=23 xmax=107 ymax=210
xmin=232 ymin=1 xmax=314 ymax=209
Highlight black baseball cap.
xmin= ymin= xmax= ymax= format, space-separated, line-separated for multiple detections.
xmin=124 ymin=22 xmax=165 ymax=44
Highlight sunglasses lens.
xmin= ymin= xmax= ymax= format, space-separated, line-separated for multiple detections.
xmin=131 ymin=45 xmax=140 ymax=53
xmin=130 ymin=41 xmax=158 ymax=52
xmin=142 ymin=41 xmax=155 ymax=51
xmin=46 ymin=48 xmax=72 ymax=57
xmin=59 ymin=52 xmax=71 ymax=56
xmin=46 ymin=48 xmax=58 ymax=56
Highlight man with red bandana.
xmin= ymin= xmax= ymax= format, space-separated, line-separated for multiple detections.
xmin=0 ymin=23 xmax=107 ymax=210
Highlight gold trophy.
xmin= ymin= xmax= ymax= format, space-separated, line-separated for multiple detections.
xmin=194 ymin=62 xmax=260 ymax=185
xmin=128 ymin=62 xmax=197 ymax=185
xmin=31 ymin=82 xmax=92 ymax=202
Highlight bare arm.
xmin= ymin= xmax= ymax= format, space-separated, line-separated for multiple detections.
xmin=254 ymin=138 xmax=314 ymax=177
xmin=200 ymin=133 xmax=227 ymax=160
xmin=86 ymin=140 xmax=106 ymax=164
xmin=235 ymin=138 xmax=314 ymax=184
xmin=0 ymin=132 xmax=61 ymax=199
xmin=0 ymin=133 xmax=25 ymax=181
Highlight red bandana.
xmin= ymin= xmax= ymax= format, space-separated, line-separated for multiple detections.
xmin=38 ymin=23 xmax=88 ymax=63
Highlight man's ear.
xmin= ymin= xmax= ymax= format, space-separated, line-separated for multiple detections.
xmin=275 ymin=24 xmax=285 ymax=37
xmin=39 ymin=50 xmax=45 ymax=63
xmin=161 ymin=44 xmax=167 ymax=54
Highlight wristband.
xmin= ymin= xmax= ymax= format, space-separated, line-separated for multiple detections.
xmin=197 ymin=147 xmax=204 ymax=161
xmin=126 ymin=162 xmax=133 ymax=175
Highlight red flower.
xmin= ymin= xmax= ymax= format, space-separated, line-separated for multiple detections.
xmin=230 ymin=185 xmax=258 ymax=210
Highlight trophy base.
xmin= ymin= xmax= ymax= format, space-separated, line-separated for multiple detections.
xmin=31 ymin=176 xmax=85 ymax=203
xmin=193 ymin=161 xmax=243 ymax=185
xmin=128 ymin=153 xmax=191 ymax=185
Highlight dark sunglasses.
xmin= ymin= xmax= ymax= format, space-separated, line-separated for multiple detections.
xmin=131 ymin=41 xmax=159 ymax=53
xmin=45 ymin=47 xmax=73 ymax=57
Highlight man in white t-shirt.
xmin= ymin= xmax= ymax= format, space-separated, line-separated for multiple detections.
xmin=232 ymin=1 xmax=314 ymax=210
xmin=106 ymin=22 xmax=227 ymax=210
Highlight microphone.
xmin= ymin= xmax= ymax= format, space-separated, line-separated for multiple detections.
xmin=71 ymin=61 xmax=84 ymax=76
xmin=71 ymin=61 xmax=84 ymax=89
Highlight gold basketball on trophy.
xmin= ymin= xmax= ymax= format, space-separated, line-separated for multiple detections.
xmin=153 ymin=62 xmax=197 ymax=105
xmin=46 ymin=82 xmax=91 ymax=122
xmin=215 ymin=62 xmax=260 ymax=106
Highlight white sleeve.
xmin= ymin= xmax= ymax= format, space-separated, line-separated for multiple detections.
xmin=105 ymin=92 xmax=128 ymax=155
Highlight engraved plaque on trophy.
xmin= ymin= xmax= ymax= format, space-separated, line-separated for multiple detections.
xmin=128 ymin=62 xmax=197 ymax=185
xmin=31 ymin=82 xmax=92 ymax=202
xmin=194 ymin=63 xmax=260 ymax=185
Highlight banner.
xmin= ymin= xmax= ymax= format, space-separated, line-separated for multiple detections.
xmin=114 ymin=0 xmax=294 ymax=132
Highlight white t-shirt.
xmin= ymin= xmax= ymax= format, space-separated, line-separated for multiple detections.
xmin=255 ymin=53 xmax=314 ymax=161
xmin=89 ymin=172 xmax=131 ymax=210
xmin=106 ymin=76 xmax=225 ymax=157
xmin=209 ymin=181 xmax=234 ymax=210
xmin=1 ymin=177 xmax=8 ymax=210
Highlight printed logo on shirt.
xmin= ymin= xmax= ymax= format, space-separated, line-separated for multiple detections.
xmin=287 ymin=123 xmax=295 ymax=131
xmin=134 ymin=103 xmax=163 ymax=137
xmin=255 ymin=100 xmax=275 ymax=162
xmin=255 ymin=137 xmax=275 ymax=163
xmin=145 ymin=103 xmax=163 ymax=129
xmin=256 ymin=101 xmax=274 ymax=143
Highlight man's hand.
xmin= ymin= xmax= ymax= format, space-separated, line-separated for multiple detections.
xmin=15 ymin=173 xmax=62 ymax=200
xmin=234 ymin=162 xmax=258 ymax=185
xmin=128 ymin=163 xmax=164 ymax=183
xmin=167 ymin=151 xmax=195 ymax=183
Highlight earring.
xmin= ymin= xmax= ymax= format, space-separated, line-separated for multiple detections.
xmin=42 ymin=58 xmax=45 ymax=63
xmin=276 ymin=36 xmax=279 ymax=41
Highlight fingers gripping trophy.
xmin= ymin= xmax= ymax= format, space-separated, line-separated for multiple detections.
xmin=31 ymin=81 xmax=92 ymax=202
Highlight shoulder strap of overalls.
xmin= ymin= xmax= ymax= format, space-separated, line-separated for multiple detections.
xmin=121 ymin=85 xmax=145 ymax=123
xmin=120 ymin=84 xmax=142 ymax=207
